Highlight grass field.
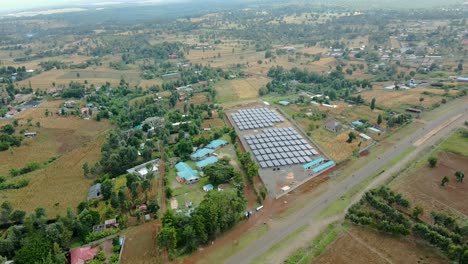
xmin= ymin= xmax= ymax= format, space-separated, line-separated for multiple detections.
xmin=314 ymin=226 xmax=448 ymax=264
xmin=16 ymin=68 xmax=144 ymax=91
xmin=121 ymin=221 xmax=162 ymax=264
xmin=0 ymin=101 xmax=113 ymax=216
xmin=359 ymin=87 xmax=451 ymax=109
xmin=216 ymin=77 xmax=270 ymax=104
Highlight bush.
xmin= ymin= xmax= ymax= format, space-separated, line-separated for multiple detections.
xmin=428 ymin=157 xmax=438 ymax=168
xmin=85 ymin=228 xmax=120 ymax=243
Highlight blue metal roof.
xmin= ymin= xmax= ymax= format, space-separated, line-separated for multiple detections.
xmin=190 ymin=148 xmax=213 ymax=159
xmin=303 ymin=157 xmax=324 ymax=169
xmin=196 ymin=156 xmax=219 ymax=168
xmin=352 ymin=121 xmax=364 ymax=127
xmin=312 ymin=161 xmax=335 ymax=173
xmin=175 ymin=162 xmax=198 ymax=180
xmin=203 ymin=184 xmax=214 ymax=191
xmin=207 ymin=139 xmax=227 ymax=149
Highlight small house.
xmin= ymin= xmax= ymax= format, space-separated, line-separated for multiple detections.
xmin=367 ymin=127 xmax=382 ymax=135
xmin=406 ymin=108 xmax=422 ymax=114
xmin=126 ymin=159 xmax=159 ymax=179
xmin=206 ymin=139 xmax=227 ymax=150
xmin=88 ymin=183 xmax=102 ymax=200
xmin=24 ymin=131 xmax=37 ymax=138
xmin=324 ymin=120 xmax=342 ymax=133
xmin=64 ymin=100 xmax=76 ymax=108
xmin=278 ymin=100 xmax=290 ymax=106
xmin=80 ymin=107 xmax=90 ymax=117
xmin=359 ymin=133 xmax=372 ymax=141
xmin=351 ymin=121 xmax=364 ymax=128
xmin=70 ymin=246 xmax=99 ymax=264
xmin=203 ymin=184 xmax=214 ymax=192
xmin=457 ymin=77 xmax=468 ymax=83
xmin=190 ymin=148 xmax=214 ymax=161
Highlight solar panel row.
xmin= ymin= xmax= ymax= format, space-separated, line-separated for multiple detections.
xmin=232 ymin=108 xmax=284 ymax=130
xmin=244 ymin=127 xmax=320 ymax=168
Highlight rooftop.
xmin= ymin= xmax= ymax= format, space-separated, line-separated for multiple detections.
xmin=196 ymin=156 xmax=219 ymax=168
xmin=190 ymin=148 xmax=214 ymax=159
xmin=207 ymin=139 xmax=227 ymax=149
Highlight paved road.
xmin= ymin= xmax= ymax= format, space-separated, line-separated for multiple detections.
xmin=225 ymin=98 xmax=468 ymax=264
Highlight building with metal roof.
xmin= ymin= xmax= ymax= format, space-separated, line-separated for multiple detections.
xmin=190 ymin=148 xmax=214 ymax=161
xmin=206 ymin=139 xmax=228 ymax=149
xmin=196 ymin=156 xmax=219 ymax=169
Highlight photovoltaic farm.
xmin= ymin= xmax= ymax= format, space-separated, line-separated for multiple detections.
xmin=230 ymin=107 xmax=335 ymax=197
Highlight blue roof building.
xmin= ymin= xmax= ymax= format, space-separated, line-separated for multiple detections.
xmin=203 ymin=184 xmax=214 ymax=192
xmin=196 ymin=156 xmax=219 ymax=169
xmin=303 ymin=157 xmax=324 ymax=169
xmin=352 ymin=121 xmax=364 ymax=127
xmin=190 ymin=148 xmax=214 ymax=161
xmin=312 ymin=161 xmax=335 ymax=173
xmin=175 ymin=162 xmax=199 ymax=184
xmin=207 ymin=139 xmax=227 ymax=149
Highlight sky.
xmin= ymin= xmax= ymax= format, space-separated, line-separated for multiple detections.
xmin=0 ymin=0 xmax=174 ymax=12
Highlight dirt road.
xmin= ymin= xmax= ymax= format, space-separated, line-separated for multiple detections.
xmin=225 ymin=97 xmax=468 ymax=264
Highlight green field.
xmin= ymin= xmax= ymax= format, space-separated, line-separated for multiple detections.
xmin=438 ymin=129 xmax=468 ymax=156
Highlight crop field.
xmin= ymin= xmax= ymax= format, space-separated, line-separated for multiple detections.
xmin=390 ymin=37 xmax=401 ymax=49
xmin=314 ymin=226 xmax=448 ymax=264
xmin=391 ymin=129 xmax=468 ymax=219
xmin=216 ymin=77 xmax=270 ymax=103
xmin=359 ymin=87 xmax=449 ymax=109
xmin=0 ymin=101 xmax=113 ymax=216
xmin=16 ymin=68 xmax=143 ymax=91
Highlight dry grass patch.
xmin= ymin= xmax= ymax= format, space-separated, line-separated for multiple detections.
xmin=359 ymin=87 xmax=446 ymax=109
xmin=315 ymin=226 xmax=448 ymax=264
xmin=216 ymin=77 xmax=270 ymax=103
xmin=311 ymin=128 xmax=370 ymax=162
xmin=0 ymin=101 xmax=113 ymax=216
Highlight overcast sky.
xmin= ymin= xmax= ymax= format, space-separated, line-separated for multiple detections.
xmin=0 ymin=0 xmax=175 ymax=12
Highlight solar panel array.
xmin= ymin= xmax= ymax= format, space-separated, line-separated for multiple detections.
xmin=232 ymin=108 xmax=284 ymax=130
xmin=245 ymin=127 xmax=320 ymax=168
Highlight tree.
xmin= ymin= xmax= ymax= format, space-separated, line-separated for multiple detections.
xmin=10 ymin=210 xmax=26 ymax=223
xmin=347 ymin=132 xmax=357 ymax=143
xmin=370 ymin=98 xmax=376 ymax=110
xmin=1 ymin=124 xmax=15 ymax=135
xmin=229 ymin=129 xmax=237 ymax=144
xmin=14 ymin=232 xmax=52 ymax=264
xmin=101 ymin=179 xmax=113 ymax=200
xmin=428 ymin=157 xmax=437 ymax=168
xmin=412 ymin=206 xmax=423 ymax=219
xmin=455 ymin=171 xmax=464 ymax=182
xmin=204 ymin=162 xmax=235 ymax=185
xmin=377 ymin=114 xmax=383 ymax=125
xmin=82 ymin=162 xmax=90 ymax=177
xmin=457 ymin=62 xmax=463 ymax=72
xmin=441 ymin=176 xmax=449 ymax=187
xmin=419 ymin=97 xmax=424 ymax=104
xmin=158 ymin=226 xmax=177 ymax=250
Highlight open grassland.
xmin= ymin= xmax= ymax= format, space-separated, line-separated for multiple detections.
xmin=216 ymin=77 xmax=270 ymax=103
xmin=359 ymin=87 xmax=451 ymax=109
xmin=0 ymin=101 xmax=113 ymax=216
xmin=310 ymin=128 xmax=371 ymax=162
xmin=16 ymin=68 xmax=143 ymax=91
xmin=121 ymin=221 xmax=162 ymax=264
xmin=314 ymin=226 xmax=448 ymax=264
xmin=391 ymin=129 xmax=468 ymax=218
xmin=342 ymin=35 xmax=369 ymax=48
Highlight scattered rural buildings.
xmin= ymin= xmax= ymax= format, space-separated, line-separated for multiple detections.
xmin=88 ymin=183 xmax=103 ymax=200
xmin=324 ymin=120 xmax=342 ymax=133
xmin=126 ymin=159 xmax=159 ymax=179
xmin=64 ymin=100 xmax=76 ymax=108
